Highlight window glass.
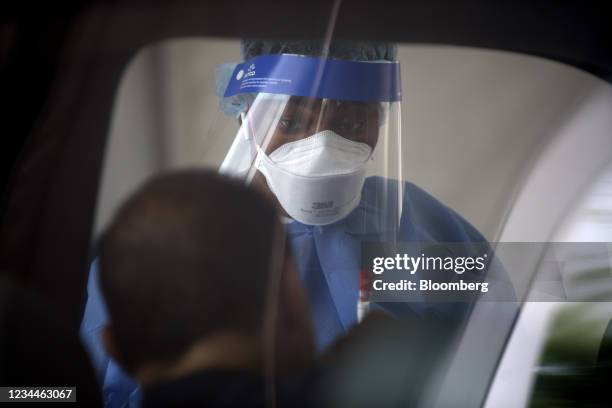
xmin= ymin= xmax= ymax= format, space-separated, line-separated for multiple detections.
xmin=529 ymin=165 xmax=612 ymax=406
xmin=90 ymin=37 xmax=612 ymax=407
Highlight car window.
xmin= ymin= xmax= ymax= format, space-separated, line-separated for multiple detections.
xmin=93 ymin=38 xmax=612 ymax=407
xmin=529 ymin=165 xmax=612 ymax=407
xmin=486 ymin=164 xmax=612 ymax=408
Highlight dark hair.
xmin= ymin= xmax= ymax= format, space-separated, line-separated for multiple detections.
xmin=99 ymin=170 xmax=279 ymax=372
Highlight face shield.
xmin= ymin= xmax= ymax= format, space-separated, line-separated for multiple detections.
xmin=219 ymin=54 xmax=403 ymax=229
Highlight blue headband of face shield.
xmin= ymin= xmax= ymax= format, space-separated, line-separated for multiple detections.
xmin=216 ymin=54 xmax=402 ymax=118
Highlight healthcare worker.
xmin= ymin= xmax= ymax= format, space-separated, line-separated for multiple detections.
xmin=80 ymin=39 xmax=515 ymax=407
xmin=218 ymin=38 xmax=514 ymax=344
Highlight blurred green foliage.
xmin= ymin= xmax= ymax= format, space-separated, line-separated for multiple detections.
xmin=529 ymin=304 xmax=612 ymax=408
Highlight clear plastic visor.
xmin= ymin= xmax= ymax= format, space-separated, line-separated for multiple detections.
xmin=220 ymin=93 xmax=403 ymax=229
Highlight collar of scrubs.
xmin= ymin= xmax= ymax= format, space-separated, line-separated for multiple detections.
xmin=284 ymin=176 xmax=406 ymax=331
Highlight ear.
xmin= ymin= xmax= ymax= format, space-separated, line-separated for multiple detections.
xmin=101 ymin=326 xmax=123 ymax=365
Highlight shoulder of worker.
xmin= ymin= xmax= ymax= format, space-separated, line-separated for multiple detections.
xmin=362 ymin=176 xmax=486 ymax=243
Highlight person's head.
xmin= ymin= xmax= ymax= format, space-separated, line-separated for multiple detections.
xmin=230 ymin=39 xmax=399 ymax=225
xmin=99 ymin=170 xmax=314 ymax=383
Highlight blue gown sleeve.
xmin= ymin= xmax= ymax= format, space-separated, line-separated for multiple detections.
xmin=80 ymin=259 xmax=141 ymax=407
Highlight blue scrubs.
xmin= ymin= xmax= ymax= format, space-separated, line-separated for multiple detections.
xmin=80 ymin=261 xmax=140 ymax=408
xmin=80 ymin=177 xmax=514 ymax=407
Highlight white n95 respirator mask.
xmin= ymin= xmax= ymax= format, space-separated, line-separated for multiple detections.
xmin=256 ymin=130 xmax=372 ymax=226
